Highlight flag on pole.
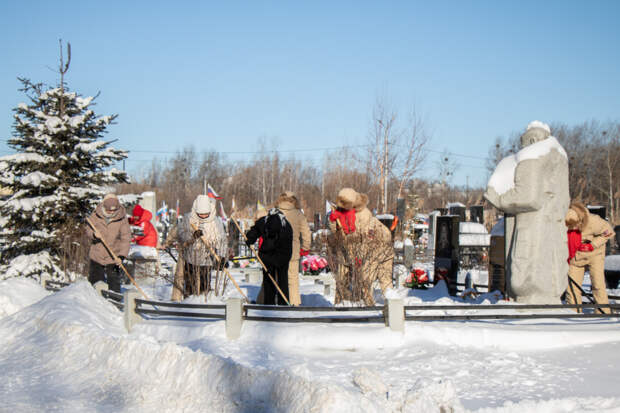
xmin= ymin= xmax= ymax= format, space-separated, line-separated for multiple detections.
xmin=219 ymin=201 xmax=228 ymax=220
xmin=326 ymin=200 xmax=333 ymax=215
xmin=156 ymin=202 xmax=169 ymax=224
xmin=207 ymin=184 xmax=222 ymax=200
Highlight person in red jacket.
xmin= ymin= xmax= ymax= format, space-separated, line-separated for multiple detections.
xmin=129 ymin=204 xmax=158 ymax=247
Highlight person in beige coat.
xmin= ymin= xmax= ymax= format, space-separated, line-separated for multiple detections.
xmin=86 ymin=194 xmax=131 ymax=293
xmin=565 ymin=202 xmax=614 ymax=314
xmin=275 ymin=191 xmax=311 ymax=306
xmin=329 ymin=188 xmax=393 ymax=305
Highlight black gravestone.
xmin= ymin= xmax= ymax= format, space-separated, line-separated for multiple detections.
xmin=449 ymin=206 xmax=466 ymax=222
xmin=587 ymin=205 xmax=606 ymax=220
xmin=434 ymin=215 xmax=460 ymax=295
xmin=469 ymin=205 xmax=484 ymax=224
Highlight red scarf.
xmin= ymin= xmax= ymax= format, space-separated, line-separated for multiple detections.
xmin=567 ymin=229 xmax=581 ymax=263
xmin=329 ymin=208 xmax=356 ymax=234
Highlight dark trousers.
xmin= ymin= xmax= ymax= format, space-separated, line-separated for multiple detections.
xmin=183 ymin=263 xmax=212 ymax=297
xmin=89 ymin=260 xmax=122 ymax=293
xmin=263 ymin=263 xmax=290 ymax=305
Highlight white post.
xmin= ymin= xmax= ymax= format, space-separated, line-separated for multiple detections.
xmin=94 ymin=281 xmax=108 ymax=296
xmin=40 ymin=273 xmax=51 ymax=289
xmin=324 ymin=281 xmax=333 ymax=296
xmin=385 ymin=298 xmax=405 ymax=332
xmin=226 ymin=297 xmax=244 ymax=340
xmin=124 ymin=289 xmax=141 ymax=332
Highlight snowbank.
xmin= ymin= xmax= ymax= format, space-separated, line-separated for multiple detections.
xmin=0 ymin=282 xmax=389 ymax=412
xmin=3 ymin=273 xmax=620 ymax=412
xmin=0 ymin=277 xmax=50 ymax=318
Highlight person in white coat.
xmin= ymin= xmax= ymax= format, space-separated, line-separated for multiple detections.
xmin=166 ymin=195 xmax=228 ymax=296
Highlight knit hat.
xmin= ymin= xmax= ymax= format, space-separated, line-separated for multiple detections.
xmin=102 ymin=194 xmax=120 ymax=212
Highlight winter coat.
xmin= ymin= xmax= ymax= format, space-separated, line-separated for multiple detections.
xmin=568 ymin=204 xmax=613 ymax=267
xmin=485 ymin=130 xmax=569 ymax=303
xmin=328 ymin=188 xmax=393 ymax=304
xmin=246 ymin=208 xmax=293 ymax=268
xmin=86 ymin=202 xmax=131 ymax=265
xmin=129 ymin=204 xmax=158 ymax=247
xmin=169 ymin=198 xmax=227 ymax=266
xmin=275 ymin=195 xmax=311 ymax=258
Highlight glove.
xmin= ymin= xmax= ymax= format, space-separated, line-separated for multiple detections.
xmin=578 ymin=243 xmax=594 ymax=252
xmin=115 ymin=256 xmax=125 ymax=265
xmin=218 ymin=258 xmax=229 ymax=270
xmin=300 ymin=249 xmax=310 ymax=257
xmin=192 ymin=229 xmax=203 ymax=240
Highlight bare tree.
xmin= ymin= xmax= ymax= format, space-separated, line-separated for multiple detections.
xmin=361 ymin=97 xmax=430 ymax=213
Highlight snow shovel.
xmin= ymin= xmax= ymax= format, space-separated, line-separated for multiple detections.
xmin=86 ymin=217 xmax=150 ymax=300
xmin=229 ymin=216 xmax=290 ymax=306
xmin=190 ymin=222 xmax=248 ymax=301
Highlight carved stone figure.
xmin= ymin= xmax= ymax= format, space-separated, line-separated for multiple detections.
xmin=484 ymin=121 xmax=570 ymax=304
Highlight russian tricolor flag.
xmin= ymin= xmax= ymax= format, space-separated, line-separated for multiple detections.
xmin=207 ymin=184 xmax=222 ymax=200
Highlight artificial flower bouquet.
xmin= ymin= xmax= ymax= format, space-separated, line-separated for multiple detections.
xmin=301 ymin=255 xmax=329 ymax=275
xmin=404 ymin=268 xmax=429 ymax=289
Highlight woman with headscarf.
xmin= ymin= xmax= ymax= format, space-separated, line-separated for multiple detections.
xmin=166 ymin=195 xmax=228 ymax=297
xmin=85 ymin=193 xmax=131 ymax=293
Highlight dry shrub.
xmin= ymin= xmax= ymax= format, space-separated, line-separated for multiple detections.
xmin=325 ymin=231 xmax=393 ymax=306
xmin=57 ymin=221 xmax=91 ymax=279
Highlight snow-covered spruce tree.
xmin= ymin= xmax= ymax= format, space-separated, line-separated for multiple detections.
xmin=0 ymin=58 xmax=128 ymax=281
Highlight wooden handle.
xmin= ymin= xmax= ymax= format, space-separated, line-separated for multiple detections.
xmin=86 ymin=217 xmax=150 ymax=300
xmin=190 ymin=222 xmax=248 ymax=301
xmin=229 ymin=216 xmax=290 ymax=305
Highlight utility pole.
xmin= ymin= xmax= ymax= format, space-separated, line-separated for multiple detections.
xmin=384 ymin=129 xmax=388 ymax=213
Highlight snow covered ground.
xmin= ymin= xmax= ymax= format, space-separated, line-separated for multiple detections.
xmin=1 ymin=257 xmax=620 ymax=412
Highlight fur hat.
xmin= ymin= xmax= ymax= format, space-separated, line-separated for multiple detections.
xmin=102 ymin=194 xmax=120 ymax=212
xmin=336 ymin=188 xmax=357 ymax=210
xmin=353 ymin=192 xmax=369 ymax=211
xmin=565 ymin=202 xmax=588 ymax=230
xmin=276 ymin=191 xmax=300 ymax=209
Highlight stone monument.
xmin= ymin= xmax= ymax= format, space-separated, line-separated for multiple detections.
xmin=484 ymin=121 xmax=570 ymax=304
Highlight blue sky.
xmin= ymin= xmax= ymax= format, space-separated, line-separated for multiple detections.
xmin=1 ymin=1 xmax=619 ymax=188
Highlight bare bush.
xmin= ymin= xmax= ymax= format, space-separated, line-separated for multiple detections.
xmin=326 ymin=231 xmax=393 ymax=306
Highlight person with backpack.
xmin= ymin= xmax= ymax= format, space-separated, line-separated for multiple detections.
xmin=245 ymin=208 xmax=293 ymax=305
